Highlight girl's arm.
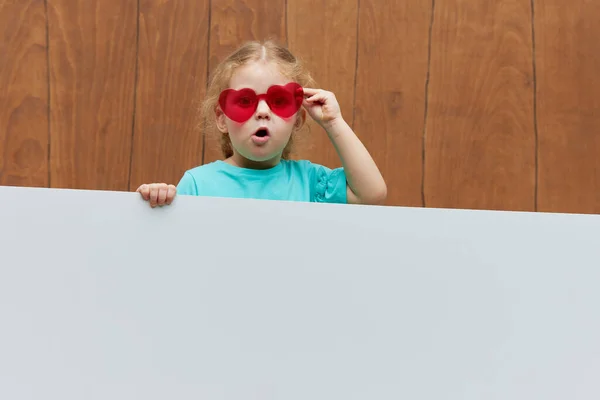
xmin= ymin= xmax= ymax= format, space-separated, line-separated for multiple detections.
xmin=325 ymin=117 xmax=387 ymax=205
xmin=302 ymin=88 xmax=387 ymax=205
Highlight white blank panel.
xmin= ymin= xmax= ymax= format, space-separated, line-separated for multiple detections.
xmin=0 ymin=185 xmax=599 ymax=399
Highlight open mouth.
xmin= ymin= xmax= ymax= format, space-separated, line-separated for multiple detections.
xmin=254 ymin=128 xmax=270 ymax=138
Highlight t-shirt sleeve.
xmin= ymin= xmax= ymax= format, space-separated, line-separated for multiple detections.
xmin=176 ymin=171 xmax=199 ymax=196
xmin=310 ymin=163 xmax=347 ymax=204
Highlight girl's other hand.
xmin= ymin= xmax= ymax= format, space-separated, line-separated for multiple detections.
xmin=302 ymin=87 xmax=343 ymax=130
xmin=136 ymin=183 xmax=177 ymax=208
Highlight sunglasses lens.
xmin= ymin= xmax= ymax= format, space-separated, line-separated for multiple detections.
xmin=268 ymin=83 xmax=303 ymax=118
xmin=219 ymin=88 xmax=257 ymax=123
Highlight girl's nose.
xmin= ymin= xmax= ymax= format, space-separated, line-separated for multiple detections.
xmin=255 ymin=99 xmax=271 ymax=119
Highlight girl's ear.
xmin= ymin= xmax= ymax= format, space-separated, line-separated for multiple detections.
xmin=294 ymin=109 xmax=306 ymax=130
xmin=215 ymin=106 xmax=228 ymax=133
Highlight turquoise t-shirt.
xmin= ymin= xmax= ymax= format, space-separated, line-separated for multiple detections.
xmin=176 ymin=159 xmax=347 ymax=203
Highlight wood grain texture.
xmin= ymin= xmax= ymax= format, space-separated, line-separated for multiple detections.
xmin=424 ymin=0 xmax=536 ymax=211
xmin=355 ymin=0 xmax=432 ymax=207
xmin=203 ymin=0 xmax=286 ymax=164
xmin=287 ymin=0 xmax=358 ymax=167
xmin=47 ymin=0 xmax=137 ymax=190
xmin=129 ymin=0 xmax=210 ymax=190
xmin=536 ymin=0 xmax=600 ymax=214
xmin=0 ymin=0 xmax=48 ymax=187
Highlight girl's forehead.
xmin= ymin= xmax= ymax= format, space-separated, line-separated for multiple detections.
xmin=228 ymin=61 xmax=291 ymax=92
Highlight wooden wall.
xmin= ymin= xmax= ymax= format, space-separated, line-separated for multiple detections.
xmin=1 ymin=0 xmax=599 ymax=213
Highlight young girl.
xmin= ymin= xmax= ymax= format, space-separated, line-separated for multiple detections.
xmin=137 ymin=40 xmax=386 ymax=207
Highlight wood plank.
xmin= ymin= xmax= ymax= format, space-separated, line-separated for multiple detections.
xmin=354 ymin=0 xmax=432 ymax=207
xmin=0 ymin=0 xmax=48 ymax=187
xmin=47 ymin=0 xmax=137 ymax=190
xmin=536 ymin=0 xmax=600 ymax=214
xmin=287 ymin=0 xmax=358 ymax=168
xmin=203 ymin=0 xmax=286 ymax=164
xmin=129 ymin=0 xmax=210 ymax=190
xmin=424 ymin=0 xmax=536 ymax=211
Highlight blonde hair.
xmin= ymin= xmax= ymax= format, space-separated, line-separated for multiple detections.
xmin=201 ymin=39 xmax=316 ymax=159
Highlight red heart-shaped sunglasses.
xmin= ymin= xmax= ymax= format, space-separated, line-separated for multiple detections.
xmin=218 ymin=82 xmax=304 ymax=123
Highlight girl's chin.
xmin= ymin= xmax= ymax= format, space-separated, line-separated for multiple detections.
xmin=234 ymin=148 xmax=283 ymax=165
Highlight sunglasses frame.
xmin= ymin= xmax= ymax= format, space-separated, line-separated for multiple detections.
xmin=218 ymin=82 xmax=304 ymax=123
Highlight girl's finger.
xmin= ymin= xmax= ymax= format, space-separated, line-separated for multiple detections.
xmin=305 ymin=92 xmax=328 ymax=103
xmin=137 ymin=184 xmax=150 ymax=200
xmin=166 ymin=185 xmax=177 ymax=204
xmin=149 ymin=187 xmax=158 ymax=207
xmin=158 ymin=188 xmax=167 ymax=205
xmin=302 ymin=87 xmax=320 ymax=96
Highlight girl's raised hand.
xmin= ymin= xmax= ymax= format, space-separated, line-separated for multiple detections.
xmin=136 ymin=183 xmax=177 ymax=208
xmin=302 ymin=88 xmax=343 ymax=129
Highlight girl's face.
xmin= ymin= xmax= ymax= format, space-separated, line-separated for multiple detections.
xmin=215 ymin=60 xmax=305 ymax=168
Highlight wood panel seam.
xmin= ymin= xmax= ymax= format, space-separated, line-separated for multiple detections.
xmin=530 ymin=0 xmax=539 ymax=212
xmin=421 ymin=0 xmax=436 ymax=208
xmin=285 ymin=0 xmax=288 ymax=46
xmin=351 ymin=0 xmax=360 ymax=130
xmin=44 ymin=0 xmax=51 ymax=188
xmin=201 ymin=0 xmax=213 ymax=165
xmin=127 ymin=0 xmax=141 ymax=192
